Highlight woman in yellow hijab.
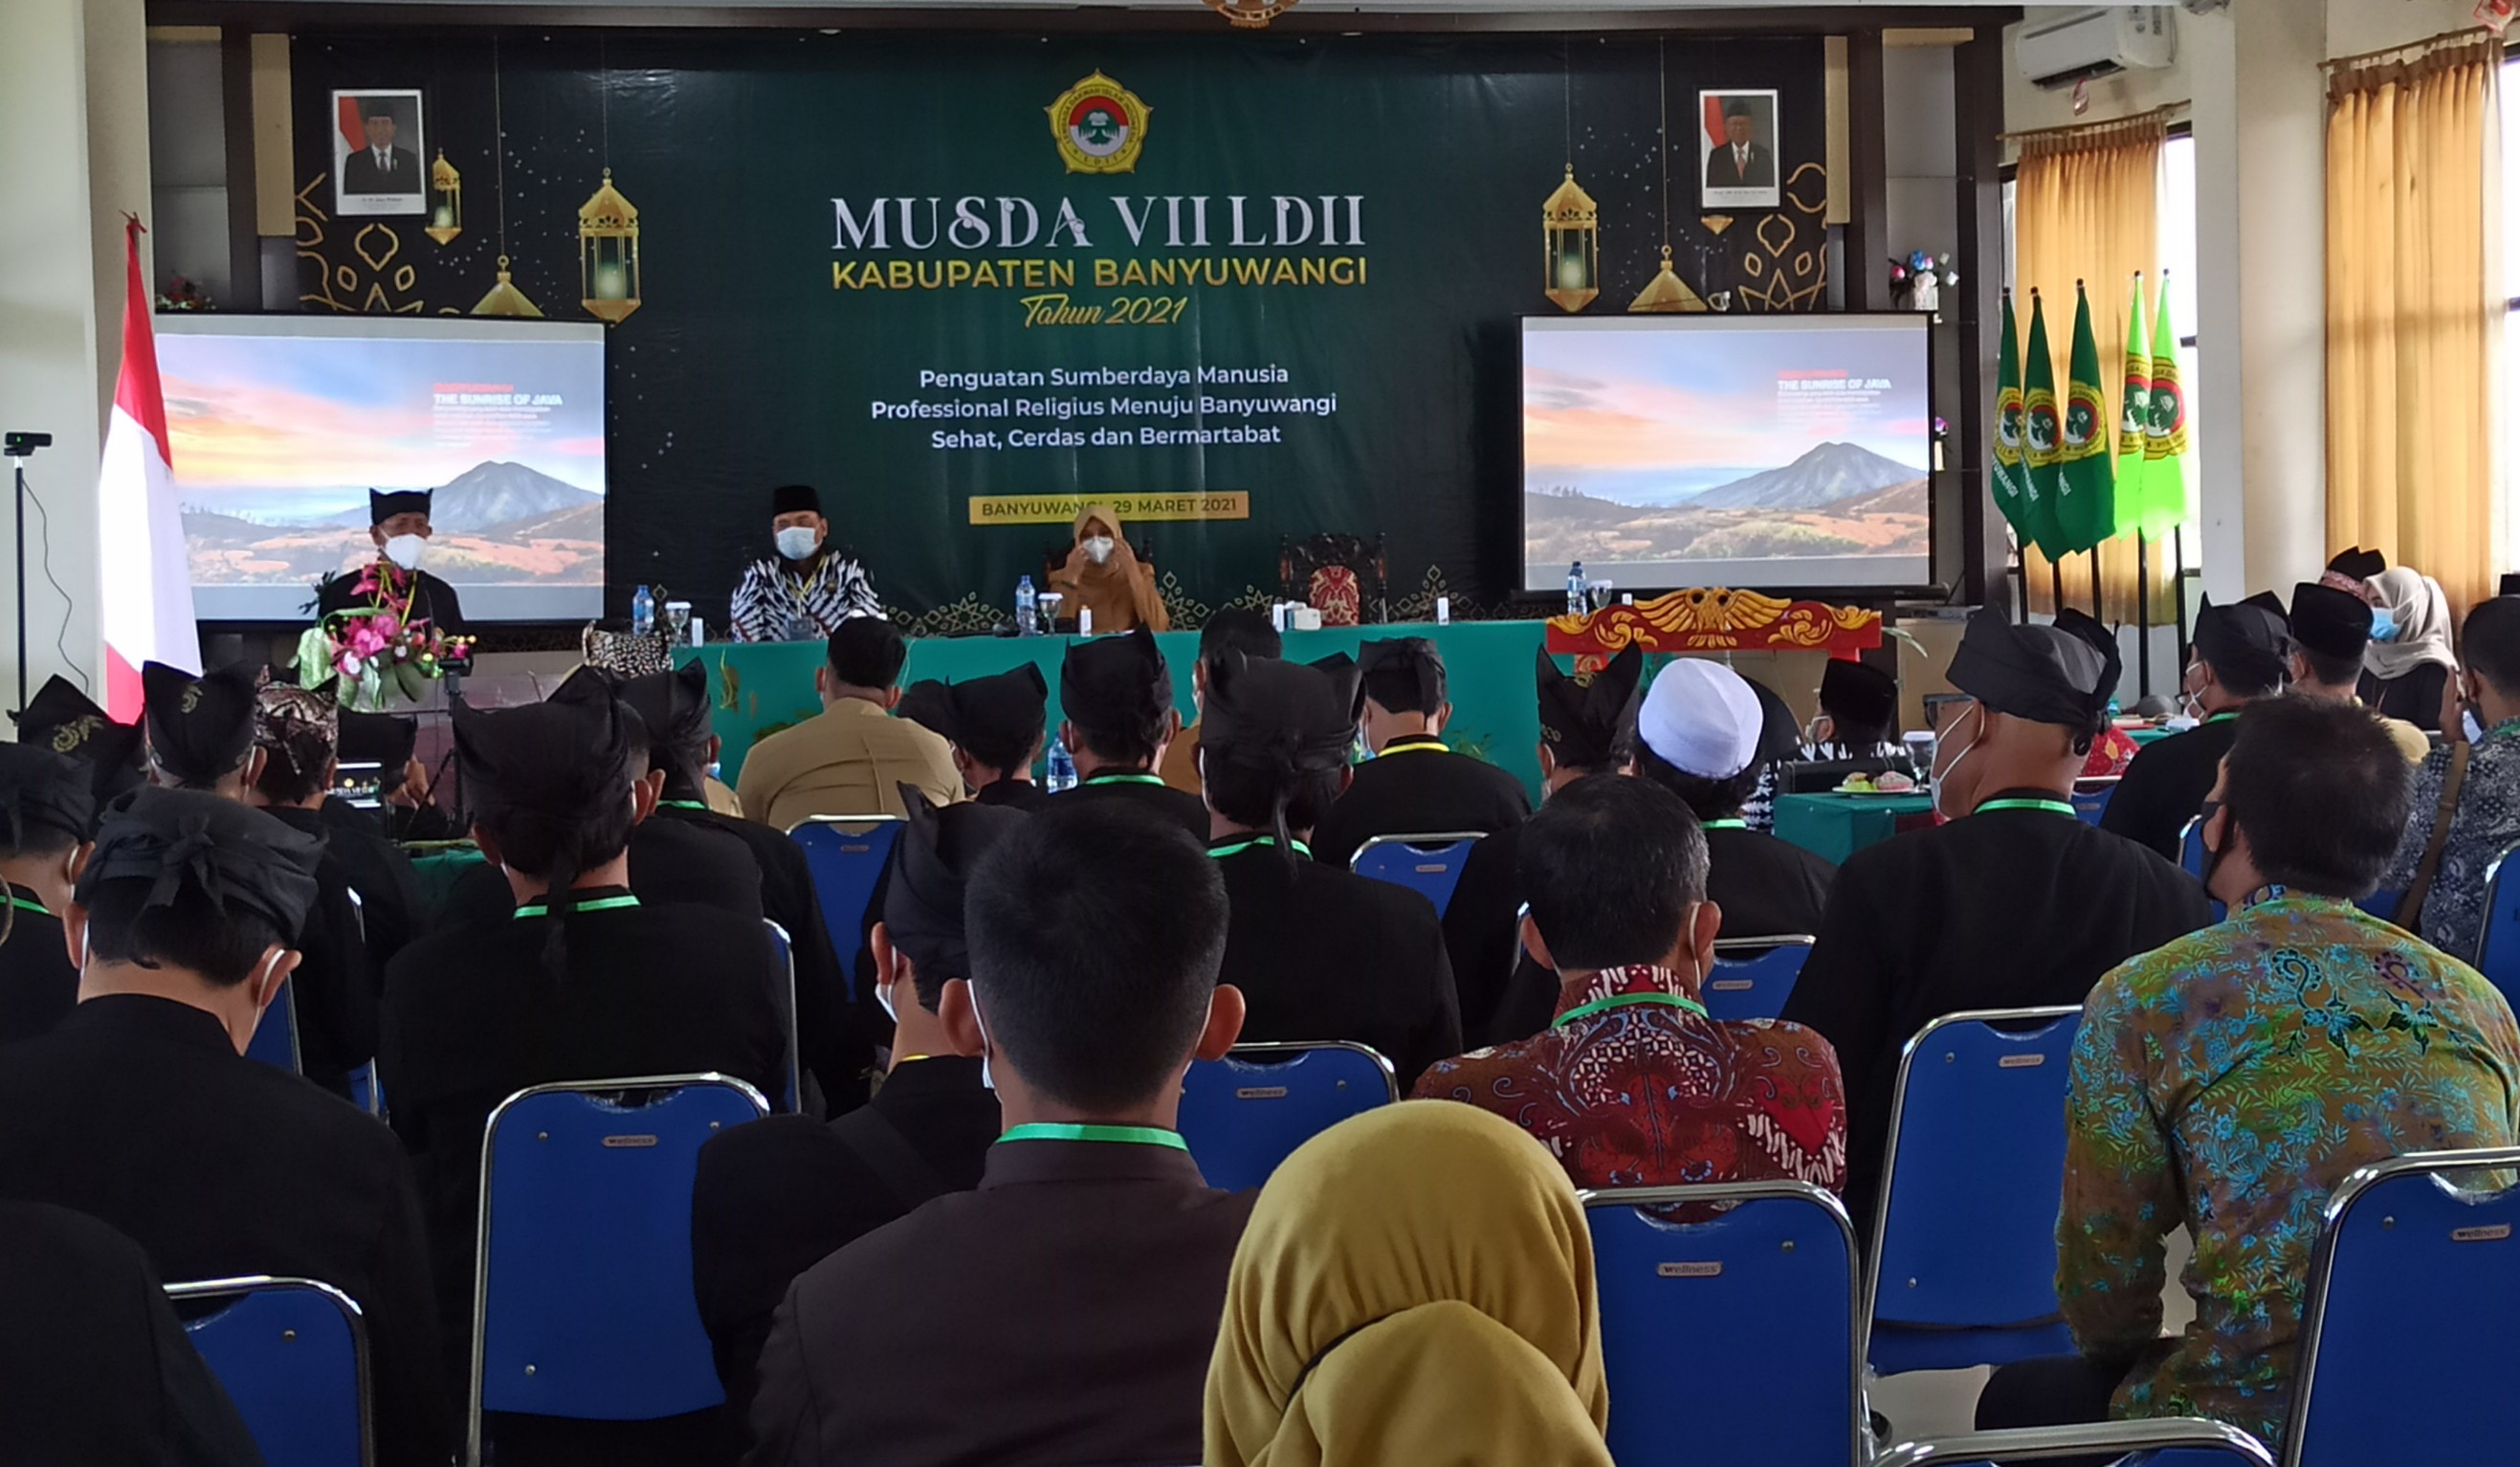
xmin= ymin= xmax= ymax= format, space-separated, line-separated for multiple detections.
xmin=1205 ymin=1102 xmax=1612 ymax=1467
xmin=1050 ymin=502 xmax=1171 ymax=633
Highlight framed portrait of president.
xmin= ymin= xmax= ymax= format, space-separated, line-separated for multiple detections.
xmin=1698 ymin=89 xmax=1781 ymax=211
xmin=332 ymin=89 xmax=429 ymax=217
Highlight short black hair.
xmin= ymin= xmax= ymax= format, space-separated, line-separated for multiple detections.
xmin=964 ymin=801 xmax=1227 ymax=1110
xmin=827 ymin=617 xmax=908 ymax=691
xmin=82 ymin=876 xmax=287 ymax=988
xmin=252 ymin=727 xmax=332 ymax=806
xmin=1199 ymin=609 xmax=1282 ymax=670
xmin=955 ymin=706 xmax=1042 ymax=777
xmin=1519 ymin=774 xmax=1708 ymax=972
xmin=619 ymin=705 xmax=654 ymax=778
xmin=1634 ymin=742 xmax=1762 ymax=822
xmin=1203 ymin=754 xmax=1342 ymax=835
xmin=2463 ymin=597 xmax=2520 ymax=698
xmin=0 ymin=820 xmax=77 ymax=859
xmin=2222 ymin=698 xmax=2414 ymax=899
xmin=473 ymin=782 xmax=635 ymax=881
xmin=1360 ymin=647 xmax=1447 ymax=718
xmin=1067 ymin=677 xmax=1169 ymax=769
xmin=2296 ymin=641 xmax=2365 ymax=689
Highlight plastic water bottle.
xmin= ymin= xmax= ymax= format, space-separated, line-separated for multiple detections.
xmin=630 ymin=584 xmax=654 ymax=636
xmin=1565 ymin=561 xmax=1587 ymax=617
xmin=1046 ymin=735 xmax=1078 ymax=792
xmin=1015 ymin=575 xmax=1039 ymax=636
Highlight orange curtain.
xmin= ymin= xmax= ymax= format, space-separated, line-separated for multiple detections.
xmin=2013 ymin=112 xmax=2169 ymax=622
xmin=2326 ymin=33 xmax=2504 ymax=614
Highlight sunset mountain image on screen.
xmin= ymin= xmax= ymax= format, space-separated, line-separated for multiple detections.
xmin=1520 ymin=316 xmax=1931 ymax=592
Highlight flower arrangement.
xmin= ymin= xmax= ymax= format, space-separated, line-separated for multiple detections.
xmin=295 ymin=563 xmax=473 ymax=711
xmin=154 ymin=276 xmax=216 ymax=312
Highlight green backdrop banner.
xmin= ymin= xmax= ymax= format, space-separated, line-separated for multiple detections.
xmin=292 ymin=31 xmax=1826 ymax=630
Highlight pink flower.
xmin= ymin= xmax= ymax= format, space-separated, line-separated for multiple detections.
xmin=335 ymin=651 xmax=364 ymax=676
xmin=348 ymin=624 xmax=389 ymax=657
xmin=372 ymin=613 xmax=401 ymax=639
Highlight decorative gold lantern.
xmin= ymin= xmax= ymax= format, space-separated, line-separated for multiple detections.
xmin=1629 ymin=245 xmax=1706 ymax=313
xmin=472 ymin=256 xmax=543 ymax=318
xmin=578 ymin=167 xmax=641 ymax=324
xmin=1542 ymin=166 xmax=1599 ymax=313
xmin=424 ymin=149 xmax=462 ymax=245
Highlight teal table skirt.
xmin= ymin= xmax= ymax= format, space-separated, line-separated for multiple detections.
xmin=682 ymin=621 xmax=1568 ymax=800
xmin=1772 ymin=790 xmax=1937 ymax=865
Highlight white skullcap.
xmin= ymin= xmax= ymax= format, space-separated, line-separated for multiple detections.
xmin=1638 ymin=658 xmax=1764 ymax=779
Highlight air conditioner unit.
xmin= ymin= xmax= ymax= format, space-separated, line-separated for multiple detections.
xmin=2016 ymin=7 xmax=2177 ymax=90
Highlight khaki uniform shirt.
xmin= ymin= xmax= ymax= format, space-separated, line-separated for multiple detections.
xmin=736 ymin=699 xmax=962 ymax=829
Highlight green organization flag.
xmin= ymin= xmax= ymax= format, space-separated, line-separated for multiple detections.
xmin=2053 ymin=279 xmax=2117 ymax=554
xmin=2020 ymin=290 xmax=2067 ymax=559
xmin=2142 ymin=271 xmax=2192 ymax=535
xmin=2115 ymin=273 xmax=2153 ymax=522
xmin=1990 ymin=290 xmax=2033 ymax=545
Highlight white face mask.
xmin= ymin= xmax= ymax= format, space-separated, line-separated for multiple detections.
xmin=774 ymin=525 xmax=821 ymax=562
xmin=1082 ymin=535 xmax=1116 ymax=566
xmin=873 ymin=971 xmax=898 ymax=1024
xmin=1931 ymin=703 xmax=1984 ymax=822
xmin=383 ymin=534 xmax=426 ymax=571
xmin=967 ymin=985 xmax=997 ymax=1092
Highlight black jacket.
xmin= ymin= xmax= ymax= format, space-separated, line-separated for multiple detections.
xmin=1211 ymin=837 xmax=1464 ymax=1088
xmin=0 ymin=994 xmax=448 ymax=1465
xmin=973 ymin=779 xmax=1052 ymax=811
xmin=341 ymin=144 xmax=422 ymax=195
xmin=0 ymin=1201 xmax=264 ymax=1467
xmin=2363 ymin=662 xmax=2449 ymax=733
xmin=276 ymin=842 xmax=380 ymax=1103
xmin=440 ymin=816 xmax=766 ymax=929
xmin=304 ymin=800 xmax=431 ymax=967
xmin=1703 ymin=822 xmax=1837 ymax=941
xmin=692 ymin=1056 xmax=998 ymax=1433
xmin=1057 ymin=769 xmax=1209 ymax=842
xmin=315 ymin=566 xmax=466 ymax=636
xmin=0 ymin=885 xmax=77 ymax=1044
xmin=1703 ymin=140 xmax=1778 ymax=190
xmin=1310 ymin=736 xmax=1531 ymax=869
xmin=2099 ymin=715 xmax=2243 ymax=861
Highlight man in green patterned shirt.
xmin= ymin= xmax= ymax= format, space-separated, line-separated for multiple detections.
xmin=1978 ymin=696 xmax=2520 ymax=1449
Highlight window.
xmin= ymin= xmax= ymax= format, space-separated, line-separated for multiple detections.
xmin=2160 ymin=130 xmax=2199 ymax=567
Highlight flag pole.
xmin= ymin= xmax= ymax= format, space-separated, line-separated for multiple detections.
xmin=2090 ymin=544 xmax=2104 ymax=619
xmin=2135 ymin=530 xmax=2153 ymax=696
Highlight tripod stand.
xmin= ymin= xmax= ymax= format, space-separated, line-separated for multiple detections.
xmin=4 ymin=431 xmax=54 ymax=718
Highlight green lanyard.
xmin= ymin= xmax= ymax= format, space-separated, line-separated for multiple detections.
xmin=1975 ymin=797 xmax=2078 ymax=818
xmin=1208 ymin=835 xmax=1313 ymax=860
xmin=7 ymin=896 xmax=47 ymax=918
xmin=1701 ymin=818 xmax=1748 ymax=831
xmin=658 ymin=799 xmax=711 ymax=811
xmin=1378 ymin=737 xmax=1447 ymax=758
xmin=2204 ymin=711 xmax=2242 ymax=725
xmin=1084 ymin=772 xmax=1169 ymax=788
xmin=998 ymin=1122 xmax=1187 ymax=1151
xmin=1554 ymin=991 xmax=1709 ymax=1028
xmin=513 ymin=895 xmax=643 ymax=920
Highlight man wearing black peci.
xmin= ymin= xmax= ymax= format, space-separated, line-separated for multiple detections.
xmin=943 ymin=664 xmax=1054 ymax=811
xmin=0 ymin=744 xmax=93 ymax=1044
xmin=1056 ymin=626 xmax=1209 ymax=840
xmin=1311 ymin=636 xmax=1531 ymax=869
xmin=315 ymin=488 xmax=468 ymax=637
xmin=2100 ymin=593 xmax=2290 ymax=861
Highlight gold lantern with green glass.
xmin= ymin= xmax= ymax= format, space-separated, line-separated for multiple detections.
xmin=425 ymin=149 xmax=462 ymax=245
xmin=577 ymin=167 xmax=640 ymax=324
xmin=1542 ymin=165 xmax=1598 ymax=313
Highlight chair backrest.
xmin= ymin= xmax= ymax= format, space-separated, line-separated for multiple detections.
xmin=244 ymin=978 xmax=302 ymax=1075
xmin=2179 ymin=814 xmax=2205 ymax=880
xmin=167 ymin=1276 xmax=370 ymax=1467
xmin=2069 ymin=777 xmax=2118 ymax=826
xmin=2472 ymin=841 xmax=2520 ymax=984
xmin=1179 ymin=1042 xmax=1398 ymax=1192
xmin=1348 ymin=832 xmax=1486 ymax=917
xmin=1584 ymin=1182 xmax=1864 ymax=1467
xmin=1873 ymin=1419 xmax=2277 ymax=1467
xmin=785 ymin=815 xmax=905 ymax=1002
xmin=468 ymin=1074 xmax=770 ymax=1465
xmin=761 ymin=920 xmax=802 ymax=1112
xmin=2284 ymin=1146 xmax=2520 ymax=1467
xmin=1702 ymin=936 xmax=1817 ymax=1023
xmin=1869 ymin=1007 xmax=2082 ymax=1331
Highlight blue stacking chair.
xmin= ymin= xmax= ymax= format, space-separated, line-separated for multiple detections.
xmin=467 ymin=1074 xmax=770 ymax=1466
xmin=2070 ymin=777 xmax=2119 ymax=826
xmin=2354 ymin=890 xmax=2405 ymax=923
xmin=2284 ymin=1146 xmax=2520 ymax=1467
xmin=1702 ymin=936 xmax=1816 ymax=1023
xmin=245 ymin=979 xmax=302 ymax=1075
xmin=1179 ymin=1041 xmax=1396 ymax=1191
xmin=167 ymin=1276 xmax=369 ymax=1467
xmin=2471 ymin=841 xmax=2520 ymax=1002
xmin=786 ymin=815 xmax=904 ymax=1001
xmin=1584 ymin=1182 xmax=1864 ymax=1467
xmin=1868 ymin=1006 xmax=2083 ymax=1376
xmin=1349 ymin=832 xmax=1485 ymax=917
xmin=1872 ymin=1419 xmax=2275 ymax=1467
xmin=761 ymin=920 xmax=802 ymax=1113
xmin=2177 ymin=816 xmax=2226 ymax=922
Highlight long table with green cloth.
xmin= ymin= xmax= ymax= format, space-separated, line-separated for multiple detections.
xmin=681 ymin=621 xmax=1576 ymax=801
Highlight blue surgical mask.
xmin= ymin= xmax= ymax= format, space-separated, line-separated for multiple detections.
xmin=2465 ymin=708 xmax=2487 ymax=745
xmin=2369 ymin=607 xmax=2398 ymax=643
xmin=774 ymin=525 xmax=821 ymax=562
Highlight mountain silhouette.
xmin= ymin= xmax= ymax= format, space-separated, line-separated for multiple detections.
xmin=1690 ymin=442 xmax=1924 ymax=511
xmin=323 ymin=461 xmax=601 ymax=531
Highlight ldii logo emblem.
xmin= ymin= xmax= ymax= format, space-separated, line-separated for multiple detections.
xmin=1048 ymin=72 xmax=1151 ymax=175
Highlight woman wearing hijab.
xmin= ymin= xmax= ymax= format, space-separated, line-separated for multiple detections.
xmin=1050 ymin=503 xmax=1170 ymax=633
xmin=2360 ymin=566 xmax=2460 ymax=731
xmin=1205 ymin=1103 xmax=1613 ymax=1467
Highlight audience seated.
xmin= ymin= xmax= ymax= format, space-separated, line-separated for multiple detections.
xmin=0 ymin=744 xmax=92 ymax=1043
xmin=1198 ymin=651 xmax=1462 ymax=1087
xmin=1159 ymin=607 xmax=1283 ymax=794
xmin=692 ymin=790 xmax=1014 ymax=1437
xmin=0 ymin=1201 xmax=263 ymax=1467
xmin=2101 ymin=593 xmax=2289 ymax=859
xmin=1804 ymin=657 xmax=1905 ymax=761
xmin=1444 ymin=646 xmax=1643 ymax=1048
xmin=12 ymin=673 xmax=148 ymax=807
xmin=2361 ymin=565 xmax=2458 ymax=731
xmin=748 ymin=801 xmax=1249 ymax=1467
xmin=1310 ymin=635 xmax=1531 ymax=867
xmin=144 ymin=660 xmax=376 ymax=1100
xmin=1980 ymin=695 xmax=2520 ymax=1449
xmin=2383 ymin=594 xmax=2520 ymax=958
xmin=1055 ymin=626 xmax=1210 ymax=839
xmin=379 ymin=686 xmax=784 ymax=1462
xmin=1782 ymin=609 xmax=2212 ymax=1227
xmin=2287 ymin=581 xmax=2429 ymax=762
xmin=247 ymin=678 xmax=430 ymax=972
xmin=1416 ymin=774 xmax=1846 ymax=1194
xmin=0 ymin=788 xmax=448 ymax=1465
xmin=1204 ymin=1102 xmax=1612 ymax=1467
xmin=941 ymin=663 xmax=1052 ymax=810
xmin=736 ymin=617 xmax=962 ymax=825
xmin=1635 ymin=658 xmax=1838 ymax=940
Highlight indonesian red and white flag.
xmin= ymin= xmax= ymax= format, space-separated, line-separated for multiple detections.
xmin=98 ymin=215 xmax=200 ymax=720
